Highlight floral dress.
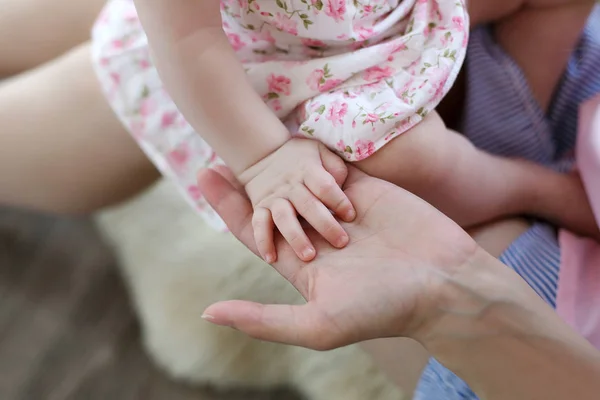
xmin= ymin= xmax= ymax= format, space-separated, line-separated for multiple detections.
xmin=91 ymin=0 xmax=469 ymax=230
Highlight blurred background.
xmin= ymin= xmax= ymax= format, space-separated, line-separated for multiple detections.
xmin=0 ymin=207 xmax=301 ymax=400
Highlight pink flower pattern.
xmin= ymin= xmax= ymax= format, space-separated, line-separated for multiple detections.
xmin=325 ymin=0 xmax=347 ymax=22
xmin=272 ymin=12 xmax=298 ymax=35
xmin=226 ymin=33 xmax=246 ymax=51
xmin=267 ymin=74 xmax=292 ymax=95
xmin=354 ymin=140 xmax=376 ymax=161
xmin=363 ymin=65 xmax=396 ymax=81
xmin=91 ymin=0 xmax=469 ymax=231
xmin=326 ymin=100 xmax=348 ymax=127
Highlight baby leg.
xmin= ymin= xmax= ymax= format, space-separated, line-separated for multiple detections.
xmin=0 ymin=44 xmax=159 ymax=214
xmin=355 ymin=112 xmax=599 ymax=238
xmin=0 ymin=0 xmax=106 ymax=77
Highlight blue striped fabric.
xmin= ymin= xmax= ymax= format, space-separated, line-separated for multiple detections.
xmin=414 ymin=7 xmax=600 ymax=399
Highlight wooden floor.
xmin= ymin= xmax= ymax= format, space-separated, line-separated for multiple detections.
xmin=0 ymin=207 xmax=301 ymax=400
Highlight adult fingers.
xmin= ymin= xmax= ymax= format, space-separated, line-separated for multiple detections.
xmin=197 ymin=168 xmax=257 ymax=255
xmin=202 ymin=300 xmax=342 ymax=351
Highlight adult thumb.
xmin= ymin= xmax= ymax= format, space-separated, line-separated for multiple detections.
xmin=202 ymin=300 xmax=338 ymax=350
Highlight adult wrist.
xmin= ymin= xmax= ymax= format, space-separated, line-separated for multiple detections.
xmin=411 ymin=248 xmax=538 ymax=355
xmin=409 ymin=248 xmax=600 ymax=399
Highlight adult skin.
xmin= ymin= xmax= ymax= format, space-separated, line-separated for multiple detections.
xmin=197 ymin=166 xmax=600 ymax=400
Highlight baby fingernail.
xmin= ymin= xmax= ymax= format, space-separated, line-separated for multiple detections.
xmin=302 ymin=248 xmax=315 ymax=260
xmin=345 ymin=209 xmax=356 ymax=221
xmin=337 ymin=235 xmax=349 ymax=247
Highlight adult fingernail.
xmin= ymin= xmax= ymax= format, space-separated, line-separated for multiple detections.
xmin=201 ymin=314 xmax=215 ymax=321
xmin=265 ymin=253 xmax=274 ymax=264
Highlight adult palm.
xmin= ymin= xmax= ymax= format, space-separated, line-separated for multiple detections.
xmin=198 ymin=166 xmax=479 ymax=350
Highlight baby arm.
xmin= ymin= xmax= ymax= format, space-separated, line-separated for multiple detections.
xmin=133 ymin=0 xmax=287 ymax=175
xmin=133 ymin=0 xmax=355 ymax=261
xmin=356 ymin=112 xmax=599 ymax=239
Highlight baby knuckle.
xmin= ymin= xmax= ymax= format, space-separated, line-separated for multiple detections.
xmin=323 ymin=221 xmax=340 ymax=235
xmin=298 ymin=196 xmax=318 ymax=214
xmin=288 ymin=232 xmax=303 ymax=245
xmin=306 ymin=164 xmax=323 ymax=176
xmin=291 ymin=172 xmax=306 ymax=185
xmin=289 ymin=234 xmax=308 ymax=249
xmin=252 ymin=214 xmax=264 ymax=229
xmin=271 ymin=207 xmax=290 ymax=223
xmin=317 ymin=176 xmax=337 ymax=195
xmin=275 ymin=182 xmax=294 ymax=197
xmin=331 ymin=166 xmax=348 ymax=183
xmin=255 ymin=237 xmax=269 ymax=249
xmin=332 ymin=196 xmax=349 ymax=211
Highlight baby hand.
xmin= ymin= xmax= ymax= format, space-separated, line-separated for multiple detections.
xmin=238 ymin=138 xmax=356 ymax=263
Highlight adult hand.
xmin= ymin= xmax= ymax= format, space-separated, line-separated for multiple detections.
xmin=197 ymin=165 xmax=480 ymax=350
xmin=198 ymin=165 xmax=600 ymax=400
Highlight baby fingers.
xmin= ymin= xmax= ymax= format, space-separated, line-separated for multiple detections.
xmin=304 ymin=170 xmax=356 ymax=222
xmin=252 ymin=207 xmax=276 ymax=263
xmin=291 ymin=186 xmax=349 ymax=249
xmin=270 ymin=198 xmax=316 ymax=262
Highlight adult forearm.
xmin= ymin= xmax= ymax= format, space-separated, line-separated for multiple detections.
xmin=420 ymin=250 xmax=600 ymax=399
xmin=134 ymin=0 xmax=289 ymax=176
